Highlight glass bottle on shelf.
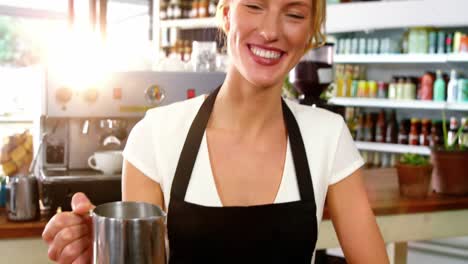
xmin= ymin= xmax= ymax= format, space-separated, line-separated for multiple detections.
xmin=342 ymin=65 xmax=353 ymax=97
xmin=335 ymin=65 xmax=344 ymax=97
xmin=447 ymin=69 xmax=459 ymax=103
xmin=355 ymin=113 xmax=365 ymax=141
xmin=345 ymin=107 xmax=357 ymax=139
xmin=429 ymin=120 xmax=443 ymax=147
xmin=459 ymin=117 xmax=468 ymax=148
xmin=364 ymin=113 xmax=375 ymax=142
xmin=409 ymin=118 xmax=420 ymax=146
xmin=375 ymin=110 xmax=386 ymax=143
xmin=433 ymin=70 xmax=446 ymax=102
xmin=385 ymin=110 xmax=398 ymax=144
xmin=398 ymin=119 xmax=409 ymax=145
xmin=419 ymin=119 xmax=431 ymax=146
xmin=447 ymin=117 xmax=459 ymax=146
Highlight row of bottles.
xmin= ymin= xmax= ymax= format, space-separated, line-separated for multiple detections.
xmin=335 ymin=28 xmax=468 ymax=55
xmin=345 ymin=108 xmax=468 ymax=148
xmin=335 ymin=65 xmax=468 ymax=103
xmin=160 ymin=0 xmax=218 ymax=20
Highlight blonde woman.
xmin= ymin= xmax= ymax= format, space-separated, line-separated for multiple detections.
xmin=43 ymin=0 xmax=389 ymax=263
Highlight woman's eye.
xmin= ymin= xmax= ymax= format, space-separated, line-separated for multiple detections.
xmin=245 ymin=4 xmax=262 ymax=10
xmin=287 ymin=13 xmax=305 ymax=19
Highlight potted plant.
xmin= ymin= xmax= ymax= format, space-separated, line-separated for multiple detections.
xmin=396 ymin=153 xmax=433 ymax=198
xmin=431 ymin=113 xmax=468 ymax=195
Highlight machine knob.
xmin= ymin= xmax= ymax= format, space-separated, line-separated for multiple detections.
xmin=56 ymin=87 xmax=73 ymax=104
xmin=83 ymin=88 xmax=99 ymax=103
xmin=145 ymin=85 xmax=165 ymax=104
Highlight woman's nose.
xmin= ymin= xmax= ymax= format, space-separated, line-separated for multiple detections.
xmin=259 ymin=14 xmax=280 ymax=42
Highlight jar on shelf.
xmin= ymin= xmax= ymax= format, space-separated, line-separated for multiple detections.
xmin=208 ymin=0 xmax=217 ymax=17
xmin=182 ymin=0 xmax=191 ymax=18
xmin=172 ymin=0 xmax=183 ymax=19
xmin=368 ymin=80 xmax=378 ymax=98
xmin=192 ymin=41 xmax=217 ymax=72
xmin=166 ymin=0 xmax=174 ymax=19
xmin=190 ymin=0 xmax=199 ymax=18
xmin=395 ymin=77 xmax=405 ymax=100
xmin=377 ymin=81 xmax=388 ymax=99
xmin=160 ymin=0 xmax=168 ymax=20
xmin=357 ymin=80 xmax=368 ymax=98
xmin=388 ymin=77 xmax=397 ymax=100
xmin=403 ymin=77 xmax=416 ymax=100
xmin=419 ymin=72 xmax=434 ymax=100
xmin=198 ymin=0 xmax=209 ymax=17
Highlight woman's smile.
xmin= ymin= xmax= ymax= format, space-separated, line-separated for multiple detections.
xmin=247 ymin=44 xmax=286 ymax=66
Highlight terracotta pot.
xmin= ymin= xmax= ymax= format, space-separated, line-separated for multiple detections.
xmin=431 ymin=148 xmax=468 ymax=195
xmin=396 ymin=163 xmax=433 ymax=198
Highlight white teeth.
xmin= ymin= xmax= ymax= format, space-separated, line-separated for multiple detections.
xmin=250 ymin=46 xmax=281 ymax=59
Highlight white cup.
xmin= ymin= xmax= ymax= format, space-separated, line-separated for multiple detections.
xmin=88 ymin=150 xmax=123 ymax=175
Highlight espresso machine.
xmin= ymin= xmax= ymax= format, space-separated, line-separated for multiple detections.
xmin=35 ymin=71 xmax=226 ymax=213
xmin=289 ymin=43 xmax=345 ymax=117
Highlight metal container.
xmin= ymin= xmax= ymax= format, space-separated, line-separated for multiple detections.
xmin=92 ymin=201 xmax=166 ymax=264
xmin=5 ymin=174 xmax=39 ymax=221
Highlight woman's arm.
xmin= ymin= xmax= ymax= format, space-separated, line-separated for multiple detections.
xmin=122 ymin=159 xmax=166 ymax=263
xmin=122 ymin=159 xmax=165 ymax=209
xmin=326 ymin=168 xmax=389 ymax=264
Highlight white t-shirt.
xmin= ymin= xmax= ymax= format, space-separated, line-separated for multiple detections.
xmin=123 ymin=94 xmax=364 ymax=224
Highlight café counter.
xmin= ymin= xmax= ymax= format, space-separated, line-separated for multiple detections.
xmin=1 ymin=168 xmax=468 ymax=263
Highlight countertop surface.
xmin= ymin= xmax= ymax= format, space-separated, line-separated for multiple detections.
xmin=2 ymin=168 xmax=468 ymax=239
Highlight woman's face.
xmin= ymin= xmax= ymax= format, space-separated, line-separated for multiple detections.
xmin=224 ymin=0 xmax=313 ymax=89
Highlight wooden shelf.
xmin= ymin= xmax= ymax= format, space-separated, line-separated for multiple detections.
xmin=355 ymin=141 xmax=431 ymax=155
xmin=328 ymin=97 xmax=468 ymax=111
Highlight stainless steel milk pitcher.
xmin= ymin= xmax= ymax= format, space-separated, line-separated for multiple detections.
xmin=92 ymin=201 xmax=166 ymax=264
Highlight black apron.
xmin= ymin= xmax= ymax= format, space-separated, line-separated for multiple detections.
xmin=167 ymin=88 xmax=318 ymax=263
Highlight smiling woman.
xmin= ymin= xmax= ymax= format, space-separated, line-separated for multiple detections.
xmin=42 ymin=0 xmax=390 ymax=263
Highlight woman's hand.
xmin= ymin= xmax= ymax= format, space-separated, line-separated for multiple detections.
xmin=42 ymin=192 xmax=95 ymax=264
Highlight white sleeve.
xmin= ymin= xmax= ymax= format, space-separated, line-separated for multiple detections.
xmin=122 ymin=113 xmax=161 ymax=183
xmin=328 ymin=118 xmax=365 ymax=185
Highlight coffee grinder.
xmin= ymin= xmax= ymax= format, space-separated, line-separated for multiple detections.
xmin=289 ymin=43 xmax=344 ymax=117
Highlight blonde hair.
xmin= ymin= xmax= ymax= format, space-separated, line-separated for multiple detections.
xmin=215 ymin=0 xmax=327 ymax=50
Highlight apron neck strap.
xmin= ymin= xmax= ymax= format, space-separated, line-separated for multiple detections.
xmin=170 ymin=87 xmax=315 ymax=202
